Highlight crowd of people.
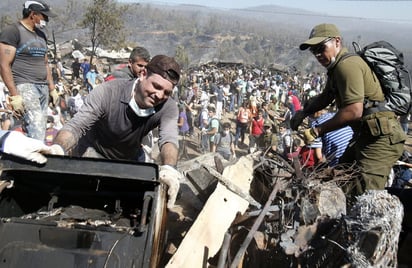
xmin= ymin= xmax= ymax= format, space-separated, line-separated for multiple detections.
xmin=0 ymin=0 xmax=410 ymax=211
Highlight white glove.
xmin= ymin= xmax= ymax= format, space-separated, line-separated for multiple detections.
xmin=2 ymin=131 xmax=51 ymax=164
xmin=159 ymin=165 xmax=182 ymax=209
xmin=201 ymin=128 xmax=208 ymax=135
xmin=48 ymin=144 xmax=65 ymax=155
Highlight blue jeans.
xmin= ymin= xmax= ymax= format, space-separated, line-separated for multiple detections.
xmin=229 ymin=94 xmax=235 ymax=112
xmin=235 ymin=121 xmax=248 ymax=146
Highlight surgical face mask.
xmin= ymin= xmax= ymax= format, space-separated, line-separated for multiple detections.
xmin=35 ymin=19 xmax=47 ymax=29
xmin=129 ymin=96 xmax=155 ymax=117
xmin=223 ymin=130 xmax=230 ymax=135
xmin=47 ymin=123 xmax=52 ymax=129
xmin=129 ymin=79 xmax=155 ymax=117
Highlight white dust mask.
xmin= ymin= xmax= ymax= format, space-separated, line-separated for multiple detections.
xmin=129 ymin=82 xmax=155 ymax=117
xmin=35 ymin=19 xmax=47 ymax=29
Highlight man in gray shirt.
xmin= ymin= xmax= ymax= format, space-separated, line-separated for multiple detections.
xmin=51 ymin=55 xmax=182 ymax=208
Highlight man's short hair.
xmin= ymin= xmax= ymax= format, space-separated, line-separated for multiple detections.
xmin=47 ymin=115 xmax=54 ymax=123
xmin=223 ymin=122 xmax=231 ymax=129
xmin=129 ymin=47 xmax=151 ymax=63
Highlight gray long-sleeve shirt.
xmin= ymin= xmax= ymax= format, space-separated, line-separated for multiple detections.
xmin=62 ymin=79 xmax=178 ymax=160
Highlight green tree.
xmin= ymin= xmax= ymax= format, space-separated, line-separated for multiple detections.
xmin=81 ymin=0 xmax=127 ymax=65
xmin=175 ymin=45 xmax=189 ymax=70
xmin=0 ymin=15 xmax=13 ymax=31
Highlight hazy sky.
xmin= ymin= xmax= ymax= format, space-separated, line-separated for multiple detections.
xmin=123 ymin=0 xmax=412 ymax=24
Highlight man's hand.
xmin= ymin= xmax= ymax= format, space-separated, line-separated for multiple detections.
xmin=2 ymin=131 xmax=51 ymax=164
xmin=49 ymin=89 xmax=59 ymax=106
xmin=303 ymin=127 xmax=318 ymax=145
xmin=159 ymin=165 xmax=182 ymax=209
xmin=290 ymin=110 xmax=307 ymax=131
xmin=8 ymin=95 xmax=24 ymax=115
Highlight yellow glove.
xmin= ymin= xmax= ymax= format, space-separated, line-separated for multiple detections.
xmin=8 ymin=95 xmax=24 ymax=114
xmin=303 ymin=127 xmax=318 ymax=145
xmin=49 ymin=89 xmax=59 ymax=106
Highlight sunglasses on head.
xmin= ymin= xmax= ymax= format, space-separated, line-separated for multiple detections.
xmin=310 ymin=37 xmax=334 ymax=55
xmin=147 ymin=66 xmax=179 ymax=86
xmin=162 ymin=69 xmax=179 ymax=86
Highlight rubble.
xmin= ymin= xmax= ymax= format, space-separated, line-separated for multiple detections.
xmin=168 ymin=151 xmax=404 ymax=267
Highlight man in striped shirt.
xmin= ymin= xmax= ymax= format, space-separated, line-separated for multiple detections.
xmin=310 ymin=110 xmax=353 ymax=167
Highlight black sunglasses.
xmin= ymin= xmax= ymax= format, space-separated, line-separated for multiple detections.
xmin=164 ymin=69 xmax=180 ymax=85
xmin=310 ymin=37 xmax=334 ymax=55
xmin=147 ymin=66 xmax=179 ymax=86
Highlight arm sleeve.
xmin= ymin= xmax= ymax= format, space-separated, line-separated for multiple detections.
xmin=334 ymin=58 xmax=365 ymax=107
xmin=0 ymin=24 xmax=20 ymax=47
xmin=158 ymin=99 xmax=179 ymax=148
xmin=62 ymin=84 xmax=109 ymax=142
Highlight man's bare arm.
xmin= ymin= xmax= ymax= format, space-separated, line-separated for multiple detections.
xmin=45 ymin=55 xmax=55 ymax=91
xmin=317 ymin=102 xmax=363 ymax=136
xmin=53 ymin=129 xmax=78 ymax=154
xmin=160 ymin=142 xmax=178 ymax=166
xmin=0 ymin=43 xmax=18 ymax=96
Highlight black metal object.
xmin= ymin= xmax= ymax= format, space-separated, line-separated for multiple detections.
xmin=230 ymin=180 xmax=281 ymax=268
xmin=0 ymin=153 xmax=167 ymax=268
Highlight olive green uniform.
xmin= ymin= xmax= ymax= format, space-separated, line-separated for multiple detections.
xmin=326 ymin=48 xmax=406 ymax=193
xmin=262 ymin=132 xmax=278 ymax=152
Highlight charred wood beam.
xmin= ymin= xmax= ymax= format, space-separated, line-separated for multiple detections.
xmin=229 ymin=180 xmax=282 ymax=268
xmin=201 ymin=164 xmax=261 ymax=208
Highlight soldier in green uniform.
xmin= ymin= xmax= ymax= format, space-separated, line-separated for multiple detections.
xmin=291 ymin=23 xmax=406 ymax=194
xmin=262 ymin=120 xmax=278 ymax=157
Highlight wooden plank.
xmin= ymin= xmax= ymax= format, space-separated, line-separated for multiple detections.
xmin=166 ymin=156 xmax=254 ymax=268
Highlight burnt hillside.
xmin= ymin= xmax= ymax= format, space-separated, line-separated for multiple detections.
xmin=1 ymin=0 xmax=411 ymax=74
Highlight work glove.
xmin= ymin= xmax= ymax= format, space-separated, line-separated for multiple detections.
xmin=303 ymin=127 xmax=318 ymax=145
xmin=8 ymin=95 xmax=25 ymax=115
xmin=48 ymin=144 xmax=65 ymax=156
xmin=49 ymin=89 xmax=60 ymax=106
xmin=290 ymin=110 xmax=307 ymax=131
xmin=2 ymin=131 xmax=51 ymax=164
xmin=159 ymin=165 xmax=182 ymax=209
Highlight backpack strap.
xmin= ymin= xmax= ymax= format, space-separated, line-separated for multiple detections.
xmin=333 ymin=52 xmax=388 ymax=116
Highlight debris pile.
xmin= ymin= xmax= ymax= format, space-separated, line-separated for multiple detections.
xmin=171 ymin=152 xmax=404 ymax=267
